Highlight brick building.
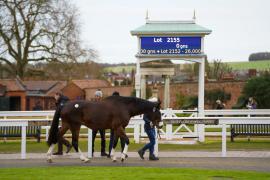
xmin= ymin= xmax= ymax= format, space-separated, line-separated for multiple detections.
xmin=85 ymin=81 xmax=246 ymax=109
xmin=62 ymin=79 xmax=111 ymax=100
xmin=23 ymin=81 xmax=66 ymax=110
xmin=0 ymin=79 xmax=26 ymax=110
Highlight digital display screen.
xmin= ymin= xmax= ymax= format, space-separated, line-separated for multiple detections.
xmin=140 ymin=36 xmax=202 ymax=55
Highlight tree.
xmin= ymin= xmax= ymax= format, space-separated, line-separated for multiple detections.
xmin=0 ymin=0 xmax=96 ymax=79
xmin=237 ymin=75 xmax=270 ymax=109
xmin=182 ymin=96 xmax=198 ymax=109
xmin=205 ymin=89 xmax=231 ymax=108
xmin=249 ymin=52 xmax=270 ymax=61
xmin=208 ymin=59 xmax=232 ymax=80
xmin=193 ymin=57 xmax=210 ymax=77
xmin=27 ymin=61 xmax=102 ymax=80
xmin=175 ymin=92 xmax=185 ymax=108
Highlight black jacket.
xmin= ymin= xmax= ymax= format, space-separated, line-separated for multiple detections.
xmin=56 ymin=95 xmax=69 ymax=108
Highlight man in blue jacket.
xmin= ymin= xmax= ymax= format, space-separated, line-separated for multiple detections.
xmin=138 ymin=98 xmax=159 ymax=161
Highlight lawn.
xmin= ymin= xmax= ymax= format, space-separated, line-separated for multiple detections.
xmin=0 ymin=166 xmax=269 ymax=180
xmin=101 ymin=60 xmax=270 ymax=73
xmin=0 ymin=138 xmax=270 ymax=153
xmin=227 ymin=60 xmax=270 ymax=70
xmin=103 ymin=65 xmax=135 ymax=73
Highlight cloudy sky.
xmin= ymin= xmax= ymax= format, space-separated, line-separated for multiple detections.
xmin=75 ymin=0 xmax=270 ymax=64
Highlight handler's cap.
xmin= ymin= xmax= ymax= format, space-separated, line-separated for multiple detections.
xmin=95 ymin=90 xmax=103 ymax=97
xmin=148 ymin=97 xmax=158 ymax=102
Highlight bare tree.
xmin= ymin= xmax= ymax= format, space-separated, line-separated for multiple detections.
xmin=208 ymin=59 xmax=232 ymax=80
xmin=0 ymin=0 xmax=96 ymax=79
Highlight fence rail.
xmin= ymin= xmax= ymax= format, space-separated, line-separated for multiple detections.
xmin=1 ymin=109 xmax=270 ymax=159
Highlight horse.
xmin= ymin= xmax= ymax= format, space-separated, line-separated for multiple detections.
xmin=46 ymin=96 xmax=163 ymax=163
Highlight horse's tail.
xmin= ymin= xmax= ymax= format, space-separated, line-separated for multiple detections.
xmin=47 ymin=108 xmax=61 ymax=146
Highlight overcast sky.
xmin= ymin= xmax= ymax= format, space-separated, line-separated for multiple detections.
xmin=75 ymin=0 xmax=270 ymax=64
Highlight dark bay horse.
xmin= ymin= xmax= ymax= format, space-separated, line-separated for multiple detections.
xmin=47 ymin=96 xmax=163 ymax=162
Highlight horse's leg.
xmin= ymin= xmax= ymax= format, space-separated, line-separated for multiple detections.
xmin=47 ymin=124 xmax=68 ymax=163
xmin=47 ymin=144 xmax=55 ymax=163
xmin=113 ymin=126 xmax=129 ymax=162
xmin=58 ymin=123 xmax=72 ymax=153
xmin=110 ymin=129 xmax=119 ymax=162
xmin=70 ymin=126 xmax=90 ymax=163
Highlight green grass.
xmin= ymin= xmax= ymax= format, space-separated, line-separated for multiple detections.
xmin=103 ymin=65 xmax=135 ymax=73
xmin=0 ymin=138 xmax=270 ymax=154
xmin=221 ymin=60 xmax=270 ymax=71
xmin=101 ymin=60 xmax=270 ymax=73
xmin=0 ymin=166 xmax=269 ymax=180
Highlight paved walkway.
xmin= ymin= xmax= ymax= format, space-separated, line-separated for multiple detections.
xmin=1 ymin=151 xmax=270 ymax=159
xmin=0 ymin=151 xmax=270 ymax=172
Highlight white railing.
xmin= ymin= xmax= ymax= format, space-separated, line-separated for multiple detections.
xmin=1 ymin=109 xmax=270 ymax=159
xmin=204 ymin=109 xmax=270 ymax=116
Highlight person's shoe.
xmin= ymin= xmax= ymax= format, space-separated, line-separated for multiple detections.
xmin=101 ymin=152 xmax=109 ymax=157
xmin=107 ymin=154 xmax=111 ymax=158
xmin=66 ymin=144 xmax=72 ymax=154
xmin=149 ymin=154 xmax=159 ymax=161
xmin=53 ymin=151 xmax=63 ymax=155
xmin=138 ymin=149 xmax=145 ymax=160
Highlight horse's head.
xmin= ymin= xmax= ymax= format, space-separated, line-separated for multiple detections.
xmin=146 ymin=98 xmax=163 ymax=129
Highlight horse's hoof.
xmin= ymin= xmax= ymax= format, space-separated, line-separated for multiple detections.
xmin=112 ymin=159 xmax=117 ymax=162
xmin=80 ymin=155 xmax=87 ymax=161
xmin=84 ymin=158 xmax=90 ymax=163
xmin=47 ymin=159 xmax=53 ymax=163
xmin=121 ymin=153 xmax=127 ymax=162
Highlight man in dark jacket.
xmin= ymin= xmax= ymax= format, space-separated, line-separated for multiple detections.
xmin=92 ymin=89 xmax=108 ymax=157
xmin=53 ymin=92 xmax=72 ymax=155
xmin=138 ymin=97 xmax=159 ymax=161
xmin=107 ymin=91 xmax=126 ymax=158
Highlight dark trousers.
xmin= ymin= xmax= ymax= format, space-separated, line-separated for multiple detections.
xmin=53 ymin=106 xmax=71 ymax=153
xmin=57 ymin=136 xmax=71 ymax=153
xmin=108 ymin=129 xmax=125 ymax=155
xmin=92 ymin=129 xmax=106 ymax=153
xmin=141 ymin=128 xmax=156 ymax=155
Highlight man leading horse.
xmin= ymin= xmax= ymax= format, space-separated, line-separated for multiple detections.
xmin=46 ymin=96 xmax=163 ymax=163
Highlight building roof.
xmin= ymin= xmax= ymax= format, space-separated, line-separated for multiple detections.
xmin=72 ymin=79 xmax=111 ymax=89
xmin=46 ymin=81 xmax=67 ymax=97
xmin=23 ymin=81 xmax=58 ymax=91
xmin=23 ymin=80 xmax=67 ymax=97
xmin=131 ymin=20 xmax=212 ymax=35
xmin=0 ymin=79 xmax=25 ymax=91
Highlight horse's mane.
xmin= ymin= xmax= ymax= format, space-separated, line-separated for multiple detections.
xmin=105 ymin=96 xmax=157 ymax=111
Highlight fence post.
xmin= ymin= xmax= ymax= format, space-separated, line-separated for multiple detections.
xmin=88 ymin=128 xmax=92 ymax=158
xmin=45 ymin=127 xmax=49 ymax=141
xmin=134 ymin=123 xmax=140 ymax=143
xmin=222 ymin=123 xmax=227 ymax=157
xmin=193 ymin=111 xmax=198 ymax=136
xmin=21 ymin=125 xmax=26 ymax=159
xmin=166 ymin=124 xmax=173 ymax=140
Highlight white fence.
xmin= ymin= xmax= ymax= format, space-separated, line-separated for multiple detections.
xmin=1 ymin=109 xmax=270 ymax=159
